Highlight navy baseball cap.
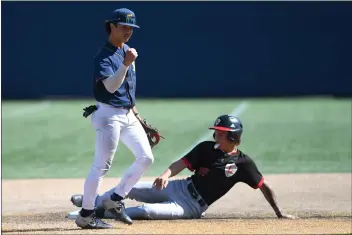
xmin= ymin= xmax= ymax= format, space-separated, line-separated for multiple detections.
xmin=106 ymin=8 xmax=140 ymax=28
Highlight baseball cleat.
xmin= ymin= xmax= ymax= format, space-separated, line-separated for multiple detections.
xmin=75 ymin=211 xmax=112 ymax=229
xmin=67 ymin=208 xmax=105 ymax=220
xmin=70 ymin=194 xmax=83 ymax=207
xmin=102 ymin=198 xmax=133 ymax=225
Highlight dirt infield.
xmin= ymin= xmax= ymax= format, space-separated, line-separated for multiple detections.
xmin=2 ymin=174 xmax=352 ymax=234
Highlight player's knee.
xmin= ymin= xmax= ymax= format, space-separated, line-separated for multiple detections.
xmin=140 ymin=204 xmax=155 ymax=219
xmin=92 ymin=160 xmax=112 ymax=177
xmin=145 ymin=154 xmax=154 ymax=166
xmin=139 ymin=153 xmax=154 ymax=166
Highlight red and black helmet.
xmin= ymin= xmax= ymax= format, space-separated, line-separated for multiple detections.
xmin=209 ymin=115 xmax=243 ymax=142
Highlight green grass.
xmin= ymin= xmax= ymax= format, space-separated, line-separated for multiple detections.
xmin=2 ymin=98 xmax=351 ymax=179
xmin=238 ymin=98 xmax=352 ymax=174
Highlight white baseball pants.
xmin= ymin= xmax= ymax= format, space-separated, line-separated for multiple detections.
xmin=81 ymin=102 xmax=154 ymax=210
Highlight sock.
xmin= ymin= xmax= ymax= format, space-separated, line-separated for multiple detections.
xmin=111 ymin=192 xmax=124 ymax=201
xmin=80 ymin=208 xmax=94 ymax=217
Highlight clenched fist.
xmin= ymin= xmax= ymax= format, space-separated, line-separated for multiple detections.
xmin=123 ymin=48 xmax=138 ymax=67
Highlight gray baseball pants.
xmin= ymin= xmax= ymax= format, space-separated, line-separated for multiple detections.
xmin=95 ymin=178 xmax=208 ymax=220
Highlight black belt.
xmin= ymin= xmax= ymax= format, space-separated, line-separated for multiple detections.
xmin=186 ymin=179 xmax=207 ymax=207
xmin=82 ymin=104 xmax=131 ymax=118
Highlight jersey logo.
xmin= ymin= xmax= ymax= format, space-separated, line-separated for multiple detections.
xmin=131 ymin=61 xmax=136 ymax=72
xmin=224 ymin=163 xmax=237 ymax=177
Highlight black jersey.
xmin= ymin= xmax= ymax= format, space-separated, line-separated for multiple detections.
xmin=181 ymin=141 xmax=264 ymax=206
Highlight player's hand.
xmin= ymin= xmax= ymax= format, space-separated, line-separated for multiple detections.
xmin=153 ymin=175 xmax=169 ymax=190
xmin=278 ymin=213 xmax=298 ymax=219
xmin=123 ymin=48 xmax=138 ymax=66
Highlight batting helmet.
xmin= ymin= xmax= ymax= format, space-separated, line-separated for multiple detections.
xmin=209 ymin=115 xmax=243 ymax=142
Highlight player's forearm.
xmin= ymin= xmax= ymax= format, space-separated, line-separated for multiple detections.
xmin=102 ymin=64 xmax=129 ymax=93
xmin=132 ymin=106 xmax=138 ymax=114
xmin=162 ymin=159 xmax=187 ymax=178
xmin=132 ymin=106 xmax=142 ymax=120
xmin=260 ymin=180 xmax=284 ymax=218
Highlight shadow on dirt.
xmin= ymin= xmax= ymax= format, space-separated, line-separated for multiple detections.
xmin=2 ymin=211 xmax=351 ymax=224
xmin=2 ymin=227 xmax=83 ymax=233
xmin=203 ymin=212 xmax=352 ymax=220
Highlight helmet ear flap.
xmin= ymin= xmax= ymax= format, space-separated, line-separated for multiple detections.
xmin=213 ymin=131 xmax=240 ymax=143
xmin=214 ymin=131 xmax=236 ymax=142
xmin=227 ymin=132 xmax=236 ymax=142
xmin=228 ymin=132 xmax=242 ymax=143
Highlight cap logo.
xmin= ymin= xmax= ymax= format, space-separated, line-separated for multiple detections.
xmin=215 ymin=118 xmax=221 ymax=125
xmin=125 ymin=14 xmax=136 ymax=24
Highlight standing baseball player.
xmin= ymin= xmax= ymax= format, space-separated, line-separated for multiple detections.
xmin=75 ymin=8 xmax=162 ymax=229
xmin=69 ymin=115 xmax=296 ymax=220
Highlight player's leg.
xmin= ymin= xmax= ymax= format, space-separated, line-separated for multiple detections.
xmin=68 ymin=181 xmax=206 ymax=220
xmin=123 ymin=179 xmax=206 ymax=220
xmin=126 ymin=181 xmax=170 ymax=203
xmin=98 ymin=201 xmax=191 ymax=220
xmin=101 ymin=111 xmax=154 ymax=223
xmin=81 ymin=112 xmax=121 ymax=210
xmin=114 ymin=112 xmax=154 ymax=197
xmin=96 ymin=181 xmax=169 ymax=207
xmin=69 ymin=181 xmax=170 ymax=209
xmin=126 ymin=201 xmax=195 ymax=220
xmin=76 ymin=111 xmax=121 ymax=228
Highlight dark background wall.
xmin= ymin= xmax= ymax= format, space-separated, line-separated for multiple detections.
xmin=2 ymin=1 xmax=352 ymax=99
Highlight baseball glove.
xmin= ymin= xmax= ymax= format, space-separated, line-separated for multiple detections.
xmin=139 ymin=118 xmax=164 ymax=148
xmin=83 ymin=105 xmax=98 ymax=118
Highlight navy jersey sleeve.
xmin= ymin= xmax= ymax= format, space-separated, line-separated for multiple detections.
xmin=94 ymin=57 xmax=114 ymax=82
xmin=241 ymin=157 xmax=264 ymax=189
xmin=181 ymin=142 xmax=205 ymax=172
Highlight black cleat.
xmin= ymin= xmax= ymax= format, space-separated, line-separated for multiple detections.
xmin=75 ymin=211 xmax=112 ymax=229
xmin=102 ymin=198 xmax=133 ymax=225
